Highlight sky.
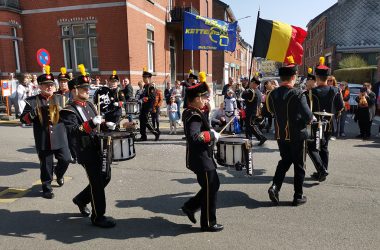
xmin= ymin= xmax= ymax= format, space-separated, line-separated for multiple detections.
xmin=221 ymin=0 xmax=338 ymax=44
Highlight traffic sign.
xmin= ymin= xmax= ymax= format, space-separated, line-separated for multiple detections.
xmin=36 ymin=48 xmax=51 ymax=67
xmin=1 ymin=80 xmax=11 ymax=97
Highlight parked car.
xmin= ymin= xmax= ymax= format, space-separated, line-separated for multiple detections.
xmin=347 ymin=83 xmax=362 ymax=113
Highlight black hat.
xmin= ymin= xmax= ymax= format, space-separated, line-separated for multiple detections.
xmin=307 ymin=67 xmax=316 ymax=81
xmin=315 ymin=57 xmax=329 ymax=76
xmin=279 ymin=56 xmax=298 ymax=77
xmin=142 ymin=67 xmax=152 ymax=78
xmin=188 ymin=70 xmax=198 ymax=80
xmin=185 ymin=82 xmax=210 ymax=99
xmin=250 ymin=76 xmax=261 ymax=85
xmin=109 ymin=70 xmax=119 ymax=82
xmin=37 ymin=65 xmax=55 ymax=85
xmin=58 ymin=67 xmax=70 ymax=81
xmin=69 ymin=64 xmax=91 ymax=90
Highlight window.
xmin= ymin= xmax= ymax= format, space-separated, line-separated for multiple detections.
xmin=11 ymin=27 xmax=20 ymax=73
xmin=147 ymin=29 xmax=155 ymax=72
xmin=61 ymin=23 xmax=99 ymax=71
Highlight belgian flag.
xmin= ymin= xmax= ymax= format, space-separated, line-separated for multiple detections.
xmin=253 ymin=17 xmax=307 ymax=65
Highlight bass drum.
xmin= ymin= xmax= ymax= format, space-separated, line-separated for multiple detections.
xmin=93 ymin=86 xmax=115 ymax=115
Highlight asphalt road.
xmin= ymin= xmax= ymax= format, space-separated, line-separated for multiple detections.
xmin=0 ymin=116 xmax=379 ymax=250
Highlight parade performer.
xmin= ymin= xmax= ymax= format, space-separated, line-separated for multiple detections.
xmin=55 ymin=67 xmax=73 ymax=103
xmin=138 ymin=67 xmax=160 ymax=141
xmin=242 ymin=77 xmax=267 ymax=145
xmin=181 ymin=72 xmax=223 ymax=232
xmin=106 ymin=70 xmax=126 ymax=123
xmin=308 ymin=57 xmax=344 ymax=181
xmin=60 ymin=65 xmax=117 ymax=228
xmin=182 ymin=70 xmax=198 ymax=109
xmin=266 ymin=56 xmax=313 ymax=206
xmin=223 ymin=89 xmax=238 ymax=133
xmin=20 ymin=65 xmax=70 ymax=199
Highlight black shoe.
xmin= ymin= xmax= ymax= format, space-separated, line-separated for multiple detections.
xmin=310 ymin=172 xmax=319 ymax=179
xmin=292 ymin=195 xmax=307 ymax=206
xmin=201 ymin=224 xmax=224 ymax=232
xmin=181 ymin=206 xmax=196 ymax=224
xmin=42 ymin=192 xmax=54 ymax=199
xmin=258 ymin=138 xmax=267 ymax=146
xmin=355 ymin=134 xmax=363 ymax=139
xmin=137 ymin=136 xmax=147 ymax=142
xmin=92 ymin=216 xmax=116 ymax=228
xmin=72 ymin=198 xmax=91 ymax=217
xmin=154 ymin=131 xmax=160 ymax=141
xmin=57 ymin=177 xmax=64 ymax=187
xmin=318 ymin=172 xmax=329 ymax=182
xmin=268 ymin=185 xmax=279 ymax=205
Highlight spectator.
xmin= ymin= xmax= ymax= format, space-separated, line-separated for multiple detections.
xmin=164 ymin=81 xmax=172 ymax=105
xmin=211 ymin=102 xmax=226 ymax=129
xmin=222 ymin=77 xmax=234 ymax=97
xmin=327 ymin=76 xmax=339 ymax=139
xmin=122 ymin=77 xmax=134 ymax=122
xmin=16 ymin=74 xmax=30 ymax=119
xmin=135 ymin=81 xmax=144 ymax=100
xmin=374 ymin=81 xmax=380 ymax=137
xmin=8 ymin=73 xmax=19 ymax=117
xmin=171 ymin=81 xmax=183 ymax=125
xmin=234 ymin=82 xmax=244 ymax=109
xmin=355 ymin=83 xmax=376 ymax=139
xmin=167 ymin=96 xmax=179 ymax=134
xmin=339 ymin=81 xmax=350 ymax=137
xmin=224 ymin=89 xmax=238 ymax=133
xmin=151 ymin=83 xmax=163 ymax=133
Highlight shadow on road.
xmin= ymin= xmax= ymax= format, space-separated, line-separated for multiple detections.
xmin=0 ymin=209 xmax=198 ymax=243
xmin=17 ymin=146 xmax=37 ymax=154
xmin=0 ymin=161 xmax=39 ymax=176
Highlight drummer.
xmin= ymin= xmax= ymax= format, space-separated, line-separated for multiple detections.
xmin=181 ymin=72 xmax=223 ymax=232
xmin=106 ymin=70 xmax=126 ymax=123
xmin=266 ymin=56 xmax=313 ymax=206
xmin=60 ymin=64 xmax=117 ymax=228
xmin=307 ymin=57 xmax=344 ymax=181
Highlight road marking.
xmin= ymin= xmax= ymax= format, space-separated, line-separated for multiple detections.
xmin=0 ymin=176 xmax=72 ymax=204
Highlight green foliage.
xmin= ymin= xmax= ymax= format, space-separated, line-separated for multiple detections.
xmin=333 ymin=67 xmax=377 ymax=84
xmin=339 ymin=55 xmax=368 ymax=69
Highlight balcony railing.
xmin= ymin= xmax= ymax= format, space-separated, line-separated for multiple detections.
xmin=167 ymin=6 xmax=199 ymax=23
xmin=0 ymin=0 xmax=20 ymax=9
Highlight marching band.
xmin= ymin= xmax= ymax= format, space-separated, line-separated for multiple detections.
xmin=17 ymin=56 xmax=345 ymax=231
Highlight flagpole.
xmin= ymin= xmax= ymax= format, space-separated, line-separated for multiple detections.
xmin=249 ymin=8 xmax=260 ymax=81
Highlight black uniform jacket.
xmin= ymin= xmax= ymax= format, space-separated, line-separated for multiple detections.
xmin=266 ymin=86 xmax=313 ymax=142
xmin=242 ymin=88 xmax=262 ymax=116
xmin=60 ymin=100 xmax=105 ymax=164
xmin=140 ymin=83 xmax=156 ymax=113
xmin=308 ymin=85 xmax=344 ymax=131
xmin=54 ymin=90 xmax=73 ymax=104
xmin=182 ymin=107 xmax=217 ymax=173
xmin=20 ymin=94 xmax=69 ymax=151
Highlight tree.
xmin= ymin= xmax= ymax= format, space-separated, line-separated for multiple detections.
xmin=339 ymin=55 xmax=368 ymax=69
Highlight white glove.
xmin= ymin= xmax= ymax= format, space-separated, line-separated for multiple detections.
xmin=92 ymin=115 xmax=102 ymax=126
xmin=113 ymin=102 xmax=119 ymax=107
xmin=106 ymin=122 xmax=116 ymax=130
xmin=312 ymin=115 xmax=317 ymax=122
xmin=210 ymin=129 xmax=220 ymax=142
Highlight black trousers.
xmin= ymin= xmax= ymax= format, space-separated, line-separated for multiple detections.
xmin=245 ymin=114 xmax=266 ymax=141
xmin=75 ymin=155 xmax=111 ymax=221
xmin=184 ymin=169 xmax=220 ymax=228
xmin=272 ymin=140 xmax=305 ymax=198
xmin=307 ymin=135 xmax=330 ymax=172
xmin=151 ymin=108 xmax=160 ymax=132
xmin=38 ymin=147 xmax=71 ymax=193
xmin=139 ymin=110 xmax=158 ymax=138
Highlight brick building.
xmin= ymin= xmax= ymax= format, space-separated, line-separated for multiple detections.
xmin=212 ymin=0 xmax=252 ymax=85
xmin=302 ymin=0 xmax=380 ymax=80
xmin=0 ymin=0 xmax=214 ymax=85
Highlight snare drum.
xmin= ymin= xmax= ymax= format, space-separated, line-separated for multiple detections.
xmin=125 ymin=100 xmax=140 ymax=115
xmin=111 ymin=132 xmax=136 ymax=161
xmin=215 ymin=136 xmax=253 ymax=175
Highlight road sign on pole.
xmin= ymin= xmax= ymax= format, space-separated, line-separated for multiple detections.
xmin=36 ymin=48 xmax=51 ymax=67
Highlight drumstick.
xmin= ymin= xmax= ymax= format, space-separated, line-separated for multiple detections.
xmin=219 ymin=118 xmax=235 ymax=134
xmin=97 ymin=95 xmax=101 ymax=133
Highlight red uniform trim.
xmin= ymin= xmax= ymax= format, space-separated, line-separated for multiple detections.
xmin=119 ymin=101 xmax=123 ymax=107
xmin=74 ymin=100 xmax=86 ymax=107
xmin=24 ymin=113 xmax=32 ymax=124
xmin=203 ymin=131 xmax=211 ymax=143
xmin=83 ymin=121 xmax=92 ymax=134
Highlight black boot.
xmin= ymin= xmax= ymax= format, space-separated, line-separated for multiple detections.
xmin=72 ymin=197 xmax=91 ymax=217
xmin=181 ymin=206 xmax=196 ymax=224
xmin=91 ymin=216 xmax=116 ymax=228
xmin=268 ymin=185 xmax=279 ymax=205
xmin=201 ymin=224 xmax=224 ymax=232
xmin=292 ymin=195 xmax=307 ymax=206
